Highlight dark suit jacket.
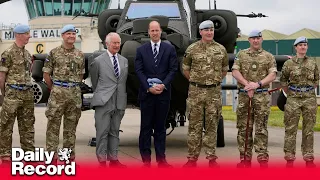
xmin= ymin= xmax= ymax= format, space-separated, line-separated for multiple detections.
xmin=135 ymin=41 xmax=178 ymax=101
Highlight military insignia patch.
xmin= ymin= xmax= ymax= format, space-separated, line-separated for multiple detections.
xmin=45 ymin=58 xmax=49 ymax=62
xmin=251 ymin=62 xmax=258 ymax=71
xmin=1 ymin=58 xmax=5 ymax=62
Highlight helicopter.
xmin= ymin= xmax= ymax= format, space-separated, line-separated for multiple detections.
xmin=30 ymin=0 xmax=291 ymax=147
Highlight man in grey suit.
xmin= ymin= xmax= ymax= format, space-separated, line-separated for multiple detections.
xmin=89 ymin=32 xmax=128 ymax=168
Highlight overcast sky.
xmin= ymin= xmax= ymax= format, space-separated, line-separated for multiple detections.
xmin=0 ymin=0 xmax=319 ymax=35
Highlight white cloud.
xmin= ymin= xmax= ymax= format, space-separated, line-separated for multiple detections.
xmin=194 ymin=0 xmax=320 ymax=35
xmin=1 ymin=0 xmax=320 ymax=35
xmin=0 ymin=0 xmax=28 ymax=27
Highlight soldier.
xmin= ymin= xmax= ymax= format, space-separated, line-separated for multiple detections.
xmin=232 ymin=30 xmax=277 ymax=168
xmin=42 ymin=24 xmax=85 ymax=164
xmin=181 ymin=20 xmax=228 ymax=168
xmin=280 ymin=37 xmax=318 ymax=168
xmin=0 ymin=25 xmax=35 ymax=165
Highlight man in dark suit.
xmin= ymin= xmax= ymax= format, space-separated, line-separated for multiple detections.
xmin=135 ymin=20 xmax=178 ymax=168
xmin=89 ymin=32 xmax=128 ymax=168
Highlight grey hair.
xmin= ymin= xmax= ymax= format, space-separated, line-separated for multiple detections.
xmin=105 ymin=32 xmax=121 ymax=44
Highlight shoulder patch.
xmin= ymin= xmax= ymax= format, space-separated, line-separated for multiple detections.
xmin=1 ymin=57 xmax=5 ymax=62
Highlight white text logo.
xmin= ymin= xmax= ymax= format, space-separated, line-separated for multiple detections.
xmin=11 ymin=148 xmax=76 ymax=176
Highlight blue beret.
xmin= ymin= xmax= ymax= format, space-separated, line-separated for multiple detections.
xmin=199 ymin=20 xmax=214 ymax=30
xmin=13 ymin=25 xmax=30 ymax=34
xmin=61 ymin=24 xmax=76 ymax=34
xmin=248 ymin=30 xmax=262 ymax=38
xmin=294 ymin=36 xmax=308 ymax=46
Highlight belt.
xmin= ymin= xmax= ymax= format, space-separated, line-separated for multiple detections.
xmin=289 ymin=85 xmax=314 ymax=92
xmin=53 ymin=80 xmax=79 ymax=88
xmin=190 ymin=82 xmax=220 ymax=88
xmin=7 ymin=84 xmax=33 ymax=91
xmin=239 ymin=88 xmax=268 ymax=93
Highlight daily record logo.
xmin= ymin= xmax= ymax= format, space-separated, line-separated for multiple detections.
xmin=11 ymin=148 xmax=76 ymax=176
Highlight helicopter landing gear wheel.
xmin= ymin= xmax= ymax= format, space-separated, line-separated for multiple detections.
xmin=177 ymin=114 xmax=186 ymax=126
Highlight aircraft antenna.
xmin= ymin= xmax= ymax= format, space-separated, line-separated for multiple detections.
xmin=209 ymin=0 xmax=211 ymax=9
xmin=214 ymin=0 xmax=217 ymax=9
xmin=118 ymin=0 xmax=120 ymax=9
xmin=236 ymin=12 xmax=268 ymax=18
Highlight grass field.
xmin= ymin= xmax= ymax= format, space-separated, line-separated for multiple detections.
xmin=222 ymin=106 xmax=320 ymax=131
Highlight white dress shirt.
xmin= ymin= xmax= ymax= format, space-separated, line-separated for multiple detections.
xmin=107 ymin=49 xmax=120 ymax=75
xmin=150 ymin=40 xmax=161 ymax=54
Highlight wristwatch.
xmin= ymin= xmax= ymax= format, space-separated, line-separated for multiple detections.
xmin=258 ymin=81 xmax=262 ymax=88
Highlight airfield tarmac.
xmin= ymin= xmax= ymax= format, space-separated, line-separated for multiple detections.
xmin=6 ymin=107 xmax=320 ymax=168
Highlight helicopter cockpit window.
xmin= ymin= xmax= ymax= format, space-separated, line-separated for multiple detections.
xmin=126 ymin=2 xmax=181 ymax=19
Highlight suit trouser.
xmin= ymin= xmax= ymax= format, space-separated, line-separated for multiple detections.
xmin=94 ymin=104 xmax=124 ymax=162
xmin=139 ymin=96 xmax=170 ymax=163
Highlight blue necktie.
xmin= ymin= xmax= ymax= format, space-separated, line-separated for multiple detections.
xmin=153 ymin=44 xmax=158 ymax=63
xmin=113 ymin=55 xmax=119 ymax=78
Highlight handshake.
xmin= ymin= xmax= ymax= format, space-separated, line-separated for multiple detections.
xmin=147 ymin=78 xmax=165 ymax=95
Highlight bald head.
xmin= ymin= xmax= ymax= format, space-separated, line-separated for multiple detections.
xmin=148 ymin=21 xmax=162 ymax=43
xmin=149 ymin=21 xmax=161 ymax=29
xmin=105 ymin=32 xmax=121 ymax=55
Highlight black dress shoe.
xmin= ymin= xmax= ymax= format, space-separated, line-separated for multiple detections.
xmin=99 ymin=161 xmax=107 ymax=168
xmin=158 ymin=160 xmax=173 ymax=168
xmin=142 ymin=162 xmax=151 ymax=168
xmin=109 ymin=160 xmax=127 ymax=168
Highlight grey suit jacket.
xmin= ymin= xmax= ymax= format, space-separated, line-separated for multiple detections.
xmin=89 ymin=51 xmax=128 ymax=110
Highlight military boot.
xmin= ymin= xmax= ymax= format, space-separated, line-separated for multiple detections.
xmin=306 ymin=161 xmax=316 ymax=168
xmin=237 ymin=160 xmax=251 ymax=168
xmin=0 ymin=158 xmax=11 ymax=168
xmin=286 ymin=160 xmax=294 ymax=168
xmin=183 ymin=159 xmax=197 ymax=168
xmin=259 ymin=160 xmax=268 ymax=169
xmin=209 ymin=159 xmax=219 ymax=168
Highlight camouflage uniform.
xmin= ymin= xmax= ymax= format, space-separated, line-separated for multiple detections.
xmin=280 ymin=56 xmax=319 ymax=162
xmin=43 ymin=45 xmax=85 ymax=160
xmin=182 ymin=40 xmax=228 ymax=160
xmin=232 ymin=48 xmax=277 ymax=162
xmin=0 ymin=43 xmax=35 ymax=158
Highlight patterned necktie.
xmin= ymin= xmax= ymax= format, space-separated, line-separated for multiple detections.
xmin=113 ymin=55 xmax=119 ymax=78
xmin=153 ymin=43 xmax=158 ymax=63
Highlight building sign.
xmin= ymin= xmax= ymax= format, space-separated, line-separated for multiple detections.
xmin=34 ymin=43 xmax=46 ymax=54
xmin=1 ymin=28 xmax=81 ymax=40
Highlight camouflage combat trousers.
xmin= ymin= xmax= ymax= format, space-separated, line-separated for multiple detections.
xmin=283 ymin=96 xmax=317 ymax=162
xmin=45 ymin=85 xmax=82 ymax=160
xmin=186 ymin=85 xmax=222 ymax=160
xmin=236 ymin=92 xmax=270 ymax=162
xmin=0 ymin=86 xmax=35 ymax=158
